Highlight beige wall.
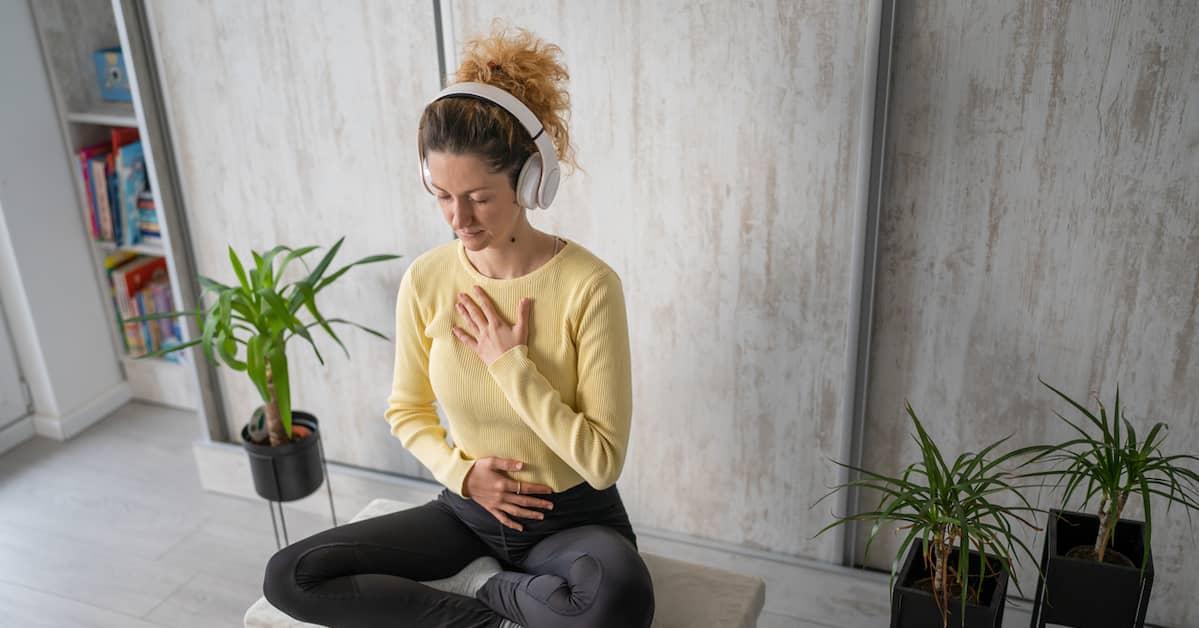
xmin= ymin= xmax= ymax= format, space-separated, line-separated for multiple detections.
xmin=146 ymin=0 xmax=451 ymax=481
xmin=862 ymin=2 xmax=1199 ymax=624
xmin=447 ymin=1 xmax=872 ymax=562
xmin=148 ymin=0 xmax=875 ymax=563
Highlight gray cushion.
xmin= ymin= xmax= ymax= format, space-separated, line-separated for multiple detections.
xmin=245 ymin=498 xmax=765 ymax=628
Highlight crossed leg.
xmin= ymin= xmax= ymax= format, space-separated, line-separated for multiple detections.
xmin=476 ymin=524 xmax=655 ymax=628
xmin=262 ymin=498 xmax=505 ymax=628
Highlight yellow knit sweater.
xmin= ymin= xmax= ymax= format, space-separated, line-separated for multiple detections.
xmin=385 ymin=236 xmax=633 ymax=498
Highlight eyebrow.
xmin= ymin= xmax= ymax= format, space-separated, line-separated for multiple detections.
xmin=430 ymin=184 xmax=491 ymax=194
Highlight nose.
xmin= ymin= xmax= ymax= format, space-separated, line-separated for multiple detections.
xmin=448 ymin=200 xmax=473 ymax=229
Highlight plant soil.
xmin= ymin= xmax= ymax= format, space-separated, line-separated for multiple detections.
xmin=1065 ymin=545 xmax=1134 ymax=567
xmin=250 ymin=424 xmax=310 ymax=446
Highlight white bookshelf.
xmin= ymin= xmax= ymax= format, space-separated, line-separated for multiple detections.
xmin=28 ymin=0 xmax=196 ymax=411
xmin=65 ymin=102 xmax=138 ymax=127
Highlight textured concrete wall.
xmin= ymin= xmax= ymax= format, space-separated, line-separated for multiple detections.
xmin=146 ymin=0 xmax=451 ymax=482
xmin=861 ymin=2 xmax=1199 ymax=624
xmin=148 ymin=0 xmax=874 ymax=561
xmin=448 ymin=1 xmax=871 ymax=561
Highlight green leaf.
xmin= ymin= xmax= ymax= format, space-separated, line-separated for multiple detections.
xmin=198 ymin=275 xmax=234 ymax=294
xmin=314 ymin=253 xmax=403 ymax=293
xmin=228 ymin=245 xmax=251 ymax=295
xmin=276 ymin=245 xmax=321 ymax=281
xmin=317 ymin=318 xmax=389 ymax=342
xmin=246 ymin=335 xmax=270 ymax=402
xmin=215 ymin=328 xmax=246 ymax=371
xmin=132 ymin=337 xmax=203 ymax=359
xmin=296 ymin=281 xmax=348 ymax=359
xmin=300 ymin=236 xmax=345 ymax=294
xmin=123 ymin=309 xmax=203 ymax=323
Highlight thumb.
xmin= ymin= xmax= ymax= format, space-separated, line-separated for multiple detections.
xmin=506 ymin=459 xmax=524 ymax=471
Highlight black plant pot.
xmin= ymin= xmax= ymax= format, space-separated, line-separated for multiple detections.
xmin=1030 ymin=508 xmax=1153 ymax=628
xmin=891 ymin=539 xmax=1009 ymax=628
xmin=240 ymin=410 xmax=325 ymax=502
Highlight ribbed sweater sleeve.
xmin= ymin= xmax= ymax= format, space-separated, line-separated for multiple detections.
xmin=384 ymin=265 xmax=476 ymax=497
xmin=484 ymin=269 xmax=633 ymax=489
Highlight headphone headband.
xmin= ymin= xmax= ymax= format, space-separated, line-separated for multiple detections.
xmin=418 ymin=81 xmax=560 ymax=209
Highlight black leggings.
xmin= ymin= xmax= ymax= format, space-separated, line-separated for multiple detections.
xmin=262 ymin=480 xmax=655 ymax=627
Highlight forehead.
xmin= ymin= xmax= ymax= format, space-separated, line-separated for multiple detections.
xmin=425 ymin=151 xmax=502 ymax=191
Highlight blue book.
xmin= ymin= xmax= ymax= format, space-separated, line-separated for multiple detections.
xmin=117 ymin=141 xmax=145 ymax=246
xmin=108 ymin=168 xmax=121 ymax=244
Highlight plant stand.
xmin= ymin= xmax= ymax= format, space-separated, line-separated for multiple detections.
xmin=263 ymin=430 xmax=338 ymax=550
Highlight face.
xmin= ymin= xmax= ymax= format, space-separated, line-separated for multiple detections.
xmin=425 ymin=150 xmax=523 ymax=250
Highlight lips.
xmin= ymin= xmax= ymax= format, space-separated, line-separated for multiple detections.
xmin=459 ymin=230 xmax=482 ymax=237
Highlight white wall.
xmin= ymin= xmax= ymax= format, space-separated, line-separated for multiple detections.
xmin=862 ymin=2 xmax=1199 ymax=624
xmin=0 ymin=0 xmax=128 ymax=442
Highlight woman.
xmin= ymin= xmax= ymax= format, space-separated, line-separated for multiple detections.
xmin=262 ymin=20 xmax=654 ymax=628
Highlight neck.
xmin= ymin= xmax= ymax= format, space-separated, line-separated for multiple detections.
xmin=466 ymin=224 xmax=559 ymax=279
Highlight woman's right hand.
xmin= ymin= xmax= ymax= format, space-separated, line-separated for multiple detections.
xmin=463 ymin=457 xmax=555 ymax=531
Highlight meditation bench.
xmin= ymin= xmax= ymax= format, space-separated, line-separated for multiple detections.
xmin=245 ymin=497 xmax=766 ymax=628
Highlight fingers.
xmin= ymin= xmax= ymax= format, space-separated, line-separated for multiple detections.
xmin=456 ymin=294 xmax=485 ymax=329
xmin=492 ymin=458 xmax=523 ymax=472
xmin=488 ymin=506 xmax=524 ymax=531
xmin=507 ymin=478 xmax=553 ymax=495
xmin=471 ymin=286 xmax=502 ymax=324
xmin=455 ymin=300 xmax=479 ymax=333
xmin=498 ymin=501 xmax=545 ymax=522
xmin=511 ymin=493 xmax=555 ymax=511
xmin=516 ymin=297 xmax=533 ymax=337
xmin=451 ymin=325 xmax=477 ymax=349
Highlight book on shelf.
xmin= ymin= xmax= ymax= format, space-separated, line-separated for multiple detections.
xmin=106 ymin=254 xmax=184 ymax=363
xmin=76 ymin=127 xmax=155 ymax=251
xmin=115 ymin=139 xmax=144 ymax=246
xmin=76 ymin=141 xmax=108 ymax=239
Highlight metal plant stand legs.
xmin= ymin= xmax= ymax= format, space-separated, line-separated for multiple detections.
xmin=267 ymin=434 xmax=338 ymax=551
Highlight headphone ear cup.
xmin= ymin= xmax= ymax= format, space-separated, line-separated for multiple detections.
xmin=516 ymin=154 xmax=542 ymax=209
xmin=421 ymin=159 xmax=434 ymax=195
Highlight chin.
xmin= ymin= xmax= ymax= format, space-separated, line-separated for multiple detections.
xmin=460 ymin=232 xmax=492 ymax=249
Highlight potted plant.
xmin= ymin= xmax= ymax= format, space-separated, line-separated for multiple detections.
xmin=814 ymin=402 xmax=1047 ymax=628
xmin=125 ymin=236 xmax=400 ymax=502
xmin=1023 ymin=378 xmax=1199 ymax=628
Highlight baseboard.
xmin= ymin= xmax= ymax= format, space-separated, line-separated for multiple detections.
xmin=192 ymin=440 xmax=1045 ymax=627
xmin=32 ymin=382 xmax=132 ymax=440
xmin=0 ymin=415 xmax=36 ymax=455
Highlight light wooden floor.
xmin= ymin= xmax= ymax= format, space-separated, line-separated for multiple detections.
xmin=0 ymin=401 xmax=1055 ymax=627
xmin=0 ymin=401 xmax=336 ymax=627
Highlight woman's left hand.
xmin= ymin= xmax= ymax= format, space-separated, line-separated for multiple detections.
xmin=453 ymin=285 xmax=534 ymax=367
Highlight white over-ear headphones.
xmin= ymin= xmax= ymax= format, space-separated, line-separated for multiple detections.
xmin=418 ymin=81 xmax=561 ymax=210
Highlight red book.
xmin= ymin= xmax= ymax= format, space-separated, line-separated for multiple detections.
xmin=110 ymin=127 xmax=139 ymax=152
xmin=110 ymin=256 xmax=167 ymax=356
xmin=76 ymin=141 xmax=110 ymax=239
xmin=112 ymin=256 xmax=167 ymax=315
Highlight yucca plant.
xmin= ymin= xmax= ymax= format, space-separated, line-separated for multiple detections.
xmin=814 ymin=402 xmax=1049 ymax=628
xmin=125 ymin=236 xmax=400 ymax=447
xmin=1025 ymin=377 xmax=1199 ymax=569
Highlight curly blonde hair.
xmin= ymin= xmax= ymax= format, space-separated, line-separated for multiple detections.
xmin=419 ymin=18 xmax=583 ymax=193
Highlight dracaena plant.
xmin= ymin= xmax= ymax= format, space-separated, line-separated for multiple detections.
xmin=1022 ymin=378 xmax=1199 ymax=571
xmin=814 ymin=402 xmax=1048 ymax=628
xmin=125 ymin=236 xmax=400 ymax=447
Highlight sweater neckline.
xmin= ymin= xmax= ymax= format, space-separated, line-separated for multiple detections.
xmin=457 ymin=235 xmax=572 ymax=284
